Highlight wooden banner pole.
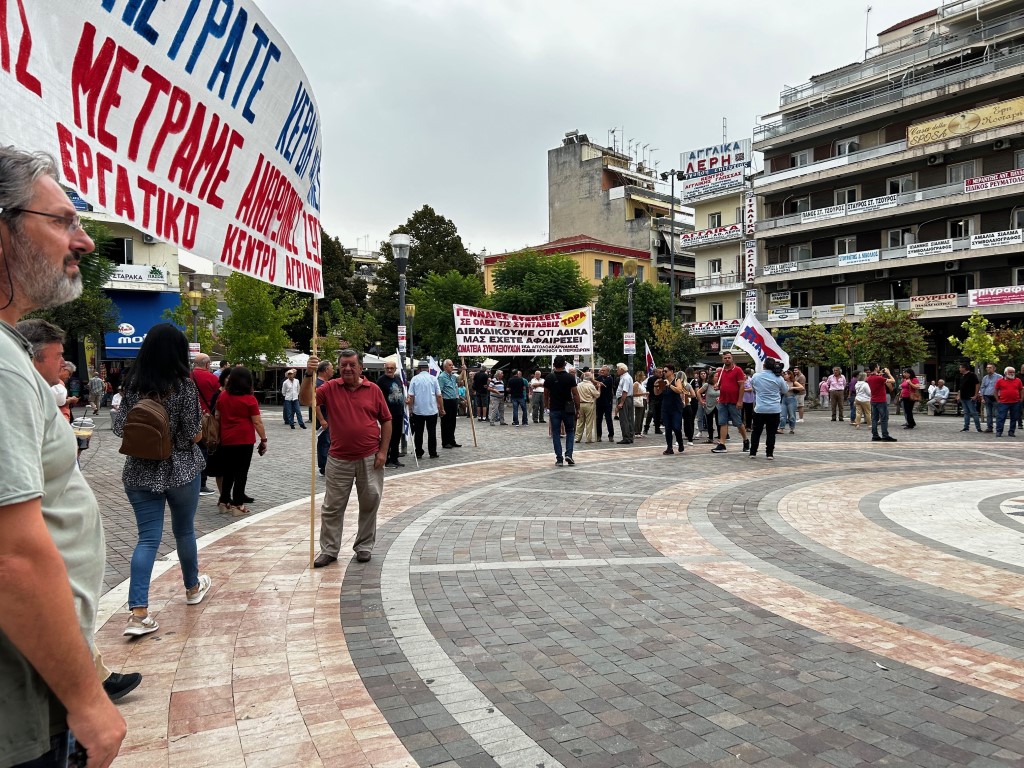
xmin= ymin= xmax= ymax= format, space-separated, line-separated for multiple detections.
xmin=461 ymin=358 xmax=478 ymax=448
xmin=309 ymin=298 xmax=318 ymax=570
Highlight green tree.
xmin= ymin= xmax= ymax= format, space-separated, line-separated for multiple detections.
xmin=780 ymin=321 xmax=828 ymax=368
xmin=286 ymin=228 xmax=368 ymax=351
xmin=824 ymin=319 xmax=861 ymax=371
xmin=489 ymin=250 xmax=592 ymax=315
xmin=650 ymin=318 xmax=702 ymax=370
xmin=948 ymin=311 xmax=999 ymax=369
xmin=407 ymin=270 xmax=486 ymax=360
xmin=592 ymin=277 xmax=670 ymax=364
xmin=317 ymin=299 xmax=382 ymax=356
xmin=219 ymin=273 xmax=305 ymax=372
xmin=369 ymin=206 xmax=479 ymax=348
xmin=855 ymin=304 xmax=929 ymax=372
xmin=991 ymin=322 xmax=1024 ymax=369
xmin=164 ymin=281 xmax=220 ymax=352
xmin=27 ymin=218 xmax=118 ymax=346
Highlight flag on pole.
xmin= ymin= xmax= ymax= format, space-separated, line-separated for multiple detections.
xmin=645 ymin=341 xmax=656 ymax=377
xmin=731 ymin=312 xmax=789 ymax=373
xmin=396 ymin=349 xmax=410 ymax=436
xmin=428 ymin=356 xmax=441 ymax=377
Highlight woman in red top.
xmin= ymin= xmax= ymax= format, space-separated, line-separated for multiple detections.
xmin=994 ymin=367 xmax=1024 ymax=437
xmin=898 ymin=368 xmax=923 ymax=429
xmin=215 ymin=366 xmax=268 ymax=515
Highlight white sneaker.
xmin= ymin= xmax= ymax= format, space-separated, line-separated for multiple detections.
xmin=124 ymin=613 xmax=158 ymax=637
xmin=186 ymin=574 xmax=213 ymax=605
xmin=797 ymin=418 xmax=804 ymax=423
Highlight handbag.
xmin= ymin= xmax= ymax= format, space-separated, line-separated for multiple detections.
xmin=909 ymin=385 xmax=921 ymax=402
xmin=197 ymin=385 xmax=221 ymax=453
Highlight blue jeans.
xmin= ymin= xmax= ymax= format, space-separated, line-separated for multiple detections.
xmin=962 ymin=398 xmax=981 ymax=431
xmin=996 ymin=402 xmax=1021 ymax=436
xmin=984 ymin=395 xmax=997 ymax=429
xmin=126 ymin=474 xmax=201 ymax=608
xmin=849 ymin=396 xmax=856 ymax=421
xmin=511 ymin=397 xmax=528 ymax=424
xmin=549 ymin=409 xmax=576 ymax=460
xmin=283 ymin=399 xmax=304 ymax=426
xmin=781 ymin=396 xmax=798 ymax=429
xmin=871 ymin=401 xmax=891 ymax=438
xmin=317 ymin=427 xmax=330 ymax=472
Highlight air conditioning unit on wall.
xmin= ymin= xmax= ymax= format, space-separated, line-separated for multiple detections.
xmin=874 ymin=269 xmax=889 ymax=278
xmin=926 ymin=154 xmax=946 ymax=166
xmin=993 ymin=138 xmax=1011 ymax=151
xmin=832 ymin=274 xmax=846 ymax=284
xmin=142 ymin=234 xmax=158 ymax=244
xmin=944 ymin=260 xmax=960 ymax=272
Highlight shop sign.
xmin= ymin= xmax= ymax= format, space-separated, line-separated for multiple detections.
xmin=907 ymin=239 xmax=953 ymax=257
xmin=744 ymin=240 xmax=757 ymax=283
xmin=965 ymin=168 xmax=1024 ymax=194
xmin=846 ymin=195 xmax=898 ymax=215
xmin=853 ymin=300 xmax=894 ymax=315
xmin=968 ymin=286 xmax=1024 ymax=307
xmin=685 ymin=319 xmax=742 ymax=337
xmin=910 ymin=294 xmax=958 ymax=311
xmin=763 ymin=262 xmax=799 ymax=276
xmin=970 ymin=229 xmax=1023 ymax=249
xmin=908 ymin=96 xmax=1024 ymax=147
xmin=837 ymin=249 xmax=880 ymax=267
xmin=810 ymin=304 xmax=846 ymax=319
xmin=800 ymin=204 xmax=846 ymax=224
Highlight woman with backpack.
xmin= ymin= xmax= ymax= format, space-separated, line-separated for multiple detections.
xmin=113 ymin=324 xmax=212 ymax=637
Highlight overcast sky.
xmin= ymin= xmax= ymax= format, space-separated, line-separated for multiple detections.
xmin=258 ymin=0 xmax=932 ymax=255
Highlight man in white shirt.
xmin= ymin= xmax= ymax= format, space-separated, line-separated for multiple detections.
xmin=614 ymin=363 xmax=634 ymax=444
xmin=281 ymin=368 xmax=306 ymax=429
xmin=530 ymin=370 xmax=545 ymax=423
xmin=407 ymin=362 xmax=444 ymax=458
xmin=928 ymin=379 xmax=950 ymax=415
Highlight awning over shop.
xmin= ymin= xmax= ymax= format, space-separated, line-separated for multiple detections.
xmin=104 ymin=291 xmax=181 ymax=359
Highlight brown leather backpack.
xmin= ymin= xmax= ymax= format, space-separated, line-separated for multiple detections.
xmin=119 ymin=395 xmax=172 ymax=461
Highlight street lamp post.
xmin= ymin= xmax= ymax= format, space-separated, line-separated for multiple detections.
xmin=390 ymin=233 xmax=412 ymax=370
xmin=406 ymin=303 xmax=416 ymax=373
xmin=659 ymin=170 xmax=685 ymax=325
xmin=623 ymin=259 xmax=637 ymax=373
xmin=186 ymin=289 xmax=203 ymax=344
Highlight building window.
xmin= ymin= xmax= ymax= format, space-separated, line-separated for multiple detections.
xmin=792 ymin=290 xmax=810 ymax=308
xmin=100 ymin=237 xmax=134 ymax=265
xmin=1017 ymin=150 xmax=1024 ymax=170
xmin=1015 ymin=209 xmax=1024 ymax=230
xmin=834 ymin=186 xmax=858 ymax=205
xmin=948 ymin=218 xmax=975 ymax=239
xmin=1015 ymin=267 xmax=1024 ymax=286
xmin=887 ymin=174 xmax=915 ymax=195
xmin=887 ymin=227 xmax=914 ymax=248
xmin=735 ymin=207 xmax=743 ymax=224
xmin=709 ymin=258 xmax=722 ymax=275
xmin=708 ymin=212 xmax=722 ymax=228
xmin=594 ymin=260 xmax=603 ymax=280
xmin=789 ymin=243 xmax=812 ymax=261
xmin=948 ymin=161 xmax=975 ymax=185
xmin=790 ymin=150 xmax=810 ymax=168
xmin=637 ymin=266 xmax=644 ymax=283
xmin=949 ymin=273 xmax=975 ymax=294
xmin=783 ymin=196 xmax=810 ymax=215
xmin=836 ymin=286 xmax=857 ymax=305
xmin=835 ymin=236 xmax=857 ymax=255
xmin=834 ymin=138 xmax=859 ymax=156
xmin=710 ymin=303 xmax=724 ymax=321
xmin=611 ymin=261 xmax=621 ymax=277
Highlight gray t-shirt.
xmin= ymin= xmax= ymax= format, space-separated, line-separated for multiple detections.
xmin=0 ymin=321 xmax=105 ymax=763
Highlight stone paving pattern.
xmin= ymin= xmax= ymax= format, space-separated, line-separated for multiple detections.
xmin=89 ymin=404 xmax=1024 ymax=766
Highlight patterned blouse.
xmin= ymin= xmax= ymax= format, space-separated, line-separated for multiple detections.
xmin=113 ymin=377 xmax=204 ymax=493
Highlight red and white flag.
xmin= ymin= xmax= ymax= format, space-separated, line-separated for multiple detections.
xmin=731 ymin=312 xmax=789 ymax=372
xmin=645 ymin=341 xmax=656 ymax=377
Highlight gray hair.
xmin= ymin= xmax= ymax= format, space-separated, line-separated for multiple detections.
xmin=15 ymin=318 xmax=64 ymax=360
xmin=338 ymin=348 xmax=361 ymax=364
xmin=317 ymin=360 xmax=332 ymax=374
xmin=192 ymin=353 xmax=211 ymax=369
xmin=62 ymin=360 xmax=77 ymax=374
xmin=616 ymin=362 xmax=627 ymax=372
xmin=0 ymin=147 xmax=59 ymax=229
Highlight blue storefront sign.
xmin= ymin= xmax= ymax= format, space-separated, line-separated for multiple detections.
xmin=104 ymin=291 xmax=182 ymax=359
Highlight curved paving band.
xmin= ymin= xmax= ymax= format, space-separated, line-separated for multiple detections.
xmin=100 ymin=444 xmax=1024 ymax=767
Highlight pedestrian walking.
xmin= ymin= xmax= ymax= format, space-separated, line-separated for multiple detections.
xmin=281 ymin=368 xmax=306 ymax=429
xmin=213 ymin=365 xmax=267 ymax=516
xmin=113 ymin=324 xmax=213 ymax=638
xmin=544 ymin=356 xmax=579 ymax=466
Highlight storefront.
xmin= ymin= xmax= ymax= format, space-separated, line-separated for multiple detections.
xmin=103 ymin=291 xmax=182 ymax=360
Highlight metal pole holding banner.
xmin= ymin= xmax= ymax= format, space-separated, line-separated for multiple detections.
xmin=460 ymin=358 xmax=478 ymax=448
xmin=309 ymin=298 xmax=318 ymax=570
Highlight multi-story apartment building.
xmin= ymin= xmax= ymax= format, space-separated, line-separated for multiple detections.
xmin=678 ymin=188 xmax=751 ymax=355
xmin=548 ymin=132 xmax=695 ymax=317
xmin=753 ymin=0 xmax=1024 ymax=375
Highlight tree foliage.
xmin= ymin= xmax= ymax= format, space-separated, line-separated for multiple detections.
xmin=316 ymin=299 xmax=382 ymax=358
xmin=27 ymin=218 xmax=118 ymax=343
xmin=592 ymin=277 xmax=669 ymax=364
xmin=407 ymin=270 xmax=486 ymax=361
xmin=824 ymin=319 xmax=860 ymax=371
xmin=856 ymin=304 xmax=929 ymax=372
xmin=650 ymin=318 xmax=702 ymax=370
xmin=489 ymin=250 xmax=592 ymax=315
xmin=286 ymin=228 xmax=368 ymax=351
xmin=948 ymin=311 xmax=999 ymax=370
xmin=219 ymin=273 xmax=305 ymax=371
xmin=164 ymin=289 xmax=220 ymax=353
xmin=991 ymin=322 xmax=1024 ymax=370
xmin=369 ymin=205 xmax=478 ymax=347
xmin=780 ymin=321 xmax=829 ymax=368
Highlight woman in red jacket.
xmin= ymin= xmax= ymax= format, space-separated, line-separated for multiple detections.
xmin=215 ymin=366 xmax=268 ymax=515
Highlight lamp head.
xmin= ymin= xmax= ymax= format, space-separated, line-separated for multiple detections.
xmin=389 ymin=233 xmax=412 ymax=266
xmin=623 ymin=258 xmax=638 ymax=279
xmin=405 ymin=303 xmax=416 ymax=319
xmin=187 ymin=289 xmax=203 ymax=310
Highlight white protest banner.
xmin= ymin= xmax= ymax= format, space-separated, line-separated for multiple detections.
xmin=454 ymin=305 xmax=593 ymax=356
xmin=1 ymin=1 xmax=324 ymax=296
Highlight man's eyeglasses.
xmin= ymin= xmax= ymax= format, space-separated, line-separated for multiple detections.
xmin=0 ymin=207 xmax=83 ymax=234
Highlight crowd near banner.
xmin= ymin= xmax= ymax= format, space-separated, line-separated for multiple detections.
xmin=1 ymin=0 xmax=324 ymax=296
xmin=453 ymin=304 xmax=593 ymax=356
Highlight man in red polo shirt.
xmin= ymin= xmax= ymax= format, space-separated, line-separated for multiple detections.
xmin=311 ymin=349 xmax=393 ymax=567
xmin=711 ymin=352 xmax=749 ymax=454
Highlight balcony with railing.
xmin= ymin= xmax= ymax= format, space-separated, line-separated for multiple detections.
xmin=655 ymin=253 xmax=696 ymax=270
xmin=756 ymin=139 xmax=909 ymax=188
xmin=679 ymin=273 xmax=746 ymax=297
xmin=760 ymin=295 xmax=970 ymax=323
xmin=777 ymin=6 xmax=1024 ymax=108
xmin=756 ymin=41 xmax=1024 ymax=145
